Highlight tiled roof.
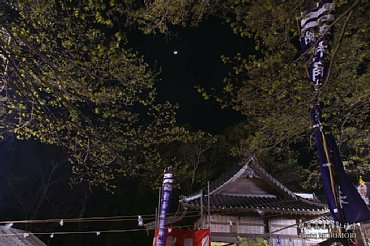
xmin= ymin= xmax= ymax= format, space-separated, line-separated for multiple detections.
xmin=0 ymin=226 xmax=46 ymax=246
xmin=306 ymin=215 xmax=333 ymax=224
xmin=198 ymin=158 xmax=260 ymax=195
xmin=181 ymin=156 xmax=328 ymax=216
xmin=248 ymin=158 xmax=297 ymax=199
xmin=182 ymin=194 xmax=327 ymax=215
xmin=195 ymin=157 xmax=297 ymax=199
xmin=201 ymin=164 xmax=255 ymax=195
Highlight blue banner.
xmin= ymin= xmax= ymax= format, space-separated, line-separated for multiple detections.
xmin=300 ymin=1 xmax=334 ymax=90
xmin=327 ymin=135 xmax=370 ymax=223
xmin=300 ymin=1 xmax=370 ymax=224
xmin=300 ymin=0 xmax=339 ymax=221
xmin=157 ymin=167 xmax=173 ymax=246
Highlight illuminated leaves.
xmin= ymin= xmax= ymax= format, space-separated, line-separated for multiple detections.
xmin=0 ymin=0 xmax=188 ymax=190
xmin=218 ymin=1 xmax=370 ymax=176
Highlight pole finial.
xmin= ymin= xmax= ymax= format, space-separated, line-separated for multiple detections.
xmin=359 ymin=175 xmax=365 ymax=185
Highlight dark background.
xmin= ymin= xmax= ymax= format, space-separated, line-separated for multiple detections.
xmin=0 ymin=18 xmax=252 ymax=245
xmin=128 ymin=17 xmax=251 ymax=133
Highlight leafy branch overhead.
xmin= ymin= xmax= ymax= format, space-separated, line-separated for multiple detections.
xmin=189 ymin=0 xmax=369 ymax=177
xmin=0 ymin=0 xmax=369 ymax=191
xmin=0 ymin=1 xmax=189 ymax=189
xmin=217 ymin=0 xmax=370 ymax=174
xmin=128 ymin=0 xmax=370 ymax=180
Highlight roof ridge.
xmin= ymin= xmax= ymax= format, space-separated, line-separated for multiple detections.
xmin=209 ymin=157 xmax=254 ymax=195
xmin=181 ymin=157 xmax=255 ymax=202
xmin=248 ymin=157 xmax=297 ymax=200
xmin=183 ymin=155 xmax=325 ymax=203
xmin=249 ymin=160 xmax=328 ymax=207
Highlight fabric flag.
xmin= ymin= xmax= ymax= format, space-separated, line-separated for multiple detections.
xmin=153 ymin=228 xmax=210 ymax=246
xmin=300 ymin=1 xmax=334 ymax=48
xmin=300 ymin=1 xmax=335 ymax=52
xmin=327 ymin=135 xmax=370 ymax=223
xmin=300 ymin=1 xmax=334 ymax=90
xmin=301 ymin=0 xmax=370 ymax=224
xmin=300 ymin=0 xmax=339 ymax=221
xmin=157 ymin=167 xmax=174 ymax=246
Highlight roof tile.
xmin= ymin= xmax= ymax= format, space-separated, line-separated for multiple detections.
xmin=182 ymin=194 xmax=327 ymax=215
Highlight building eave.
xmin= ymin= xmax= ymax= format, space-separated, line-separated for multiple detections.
xmin=182 ymin=203 xmax=329 ymax=216
xmin=183 ymin=155 xmax=301 ymax=203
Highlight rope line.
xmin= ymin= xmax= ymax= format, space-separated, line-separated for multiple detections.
xmin=0 ymin=197 xmax=327 ymax=225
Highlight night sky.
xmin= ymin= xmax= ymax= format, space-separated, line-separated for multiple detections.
xmin=3 ymin=2 xmax=369 ymax=245
xmin=0 ymin=18 xmax=254 ymax=245
xmin=128 ymin=17 xmax=252 ymax=133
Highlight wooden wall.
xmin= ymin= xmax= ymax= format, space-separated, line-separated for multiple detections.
xmin=269 ymin=218 xmax=298 ymax=235
xmin=195 ymin=215 xmax=298 ymax=235
xmin=194 ymin=215 xmax=312 ymax=246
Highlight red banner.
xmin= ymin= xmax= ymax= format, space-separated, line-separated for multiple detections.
xmin=153 ymin=228 xmax=210 ymax=246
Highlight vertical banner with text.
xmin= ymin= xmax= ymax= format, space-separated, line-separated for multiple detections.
xmin=157 ymin=167 xmax=173 ymax=246
xmin=300 ymin=1 xmax=370 ymax=224
xmin=300 ymin=0 xmax=339 ymax=221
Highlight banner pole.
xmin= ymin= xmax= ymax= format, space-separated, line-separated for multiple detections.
xmin=320 ymin=130 xmax=339 ymax=209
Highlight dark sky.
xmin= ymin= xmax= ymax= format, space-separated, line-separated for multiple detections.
xmin=0 ymin=18 xmax=255 ymax=245
xmin=128 ymin=18 xmax=253 ymax=133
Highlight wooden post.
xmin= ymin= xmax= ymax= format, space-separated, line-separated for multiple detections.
xmin=155 ymin=207 xmax=158 ymax=230
xmin=358 ymin=223 xmax=367 ymax=246
xmin=157 ymin=187 xmax=161 ymax=230
xmin=200 ymin=190 xmax=204 ymax=229
xmin=208 ymin=181 xmax=211 ymax=229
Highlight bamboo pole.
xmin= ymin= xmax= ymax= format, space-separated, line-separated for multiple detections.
xmin=320 ymin=131 xmax=340 ymax=210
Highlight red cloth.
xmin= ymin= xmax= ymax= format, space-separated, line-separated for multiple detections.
xmin=153 ymin=228 xmax=210 ymax=246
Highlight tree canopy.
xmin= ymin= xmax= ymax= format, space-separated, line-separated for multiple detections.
xmin=124 ymin=0 xmax=370 ymax=187
xmin=1 ymin=0 xmax=369 ymax=191
xmin=0 ymin=1 xmax=191 ymax=189
xmin=217 ymin=0 xmax=370 ymax=179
